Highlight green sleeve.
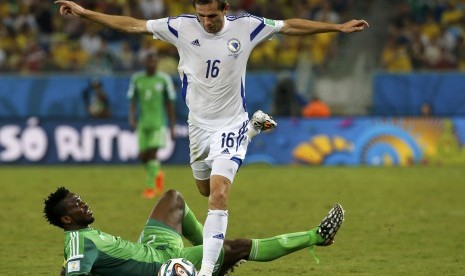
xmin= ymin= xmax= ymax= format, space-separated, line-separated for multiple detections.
xmin=65 ymin=239 xmax=98 ymax=275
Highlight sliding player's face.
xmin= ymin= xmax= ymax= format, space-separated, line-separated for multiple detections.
xmin=63 ymin=193 xmax=95 ymax=227
xmin=195 ymin=2 xmax=228 ymax=34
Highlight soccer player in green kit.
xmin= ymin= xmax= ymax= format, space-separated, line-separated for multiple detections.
xmin=128 ymin=52 xmax=176 ymax=199
xmin=44 ymin=187 xmax=344 ymax=275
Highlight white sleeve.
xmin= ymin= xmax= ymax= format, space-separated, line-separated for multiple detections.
xmin=146 ymin=17 xmax=181 ymax=46
xmin=248 ymin=15 xmax=284 ymax=46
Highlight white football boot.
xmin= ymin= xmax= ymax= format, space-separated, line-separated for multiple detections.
xmin=250 ymin=110 xmax=277 ymax=131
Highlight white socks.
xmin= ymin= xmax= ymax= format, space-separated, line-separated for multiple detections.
xmin=199 ymin=209 xmax=228 ymax=275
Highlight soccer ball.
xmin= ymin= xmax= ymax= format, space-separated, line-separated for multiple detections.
xmin=158 ymin=258 xmax=197 ymax=276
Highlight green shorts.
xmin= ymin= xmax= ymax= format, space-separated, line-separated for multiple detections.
xmin=137 ymin=126 xmax=166 ymax=151
xmin=140 ymin=219 xmax=224 ymax=275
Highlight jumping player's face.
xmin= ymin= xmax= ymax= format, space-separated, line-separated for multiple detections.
xmin=62 ymin=193 xmax=95 ymax=227
xmin=195 ymin=2 xmax=228 ymax=34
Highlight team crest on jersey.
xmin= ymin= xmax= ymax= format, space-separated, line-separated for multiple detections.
xmin=227 ymin=39 xmax=241 ymax=53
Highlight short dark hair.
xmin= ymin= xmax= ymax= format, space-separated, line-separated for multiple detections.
xmin=43 ymin=187 xmax=70 ymax=228
xmin=192 ymin=0 xmax=229 ymax=10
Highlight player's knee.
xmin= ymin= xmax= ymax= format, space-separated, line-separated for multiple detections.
xmin=209 ymin=189 xmax=228 ymax=208
xmin=162 ymin=189 xmax=185 ymax=206
xmin=210 ymin=189 xmax=227 ymax=201
xmin=196 ymin=179 xmax=210 ymax=197
xmin=147 ymin=148 xmax=158 ymax=159
xmin=164 ymin=189 xmax=180 ymax=197
xmin=197 ymin=185 xmax=210 ymax=197
xmin=139 ymin=152 xmax=147 ymax=162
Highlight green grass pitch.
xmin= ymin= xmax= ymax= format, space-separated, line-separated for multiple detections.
xmin=1 ymin=165 xmax=464 ymax=275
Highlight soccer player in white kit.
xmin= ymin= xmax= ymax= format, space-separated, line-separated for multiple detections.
xmin=55 ymin=1 xmax=368 ymax=275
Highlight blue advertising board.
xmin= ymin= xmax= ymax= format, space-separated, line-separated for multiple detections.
xmin=0 ymin=118 xmax=189 ymax=164
xmin=373 ymin=73 xmax=465 ymax=116
xmin=2 ymin=117 xmax=465 ymax=166
xmin=248 ymin=117 xmax=465 ymax=166
xmin=0 ymin=74 xmax=277 ymax=120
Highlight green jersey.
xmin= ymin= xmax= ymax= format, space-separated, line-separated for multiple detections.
xmin=63 ymin=228 xmax=163 ymax=275
xmin=127 ymin=71 xmax=176 ymax=129
xmin=62 ymin=221 xmax=224 ymax=276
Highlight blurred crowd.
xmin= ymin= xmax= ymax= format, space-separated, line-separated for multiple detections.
xmin=0 ymin=0 xmax=353 ymax=74
xmin=381 ymin=0 xmax=465 ymax=72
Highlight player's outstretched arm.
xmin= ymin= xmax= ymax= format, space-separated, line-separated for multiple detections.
xmin=54 ymin=0 xmax=149 ymax=34
xmin=280 ymin=18 xmax=369 ymax=36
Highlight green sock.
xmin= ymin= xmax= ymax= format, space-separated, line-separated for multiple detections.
xmin=145 ymin=160 xmax=160 ymax=188
xmin=182 ymin=203 xmax=204 ymax=246
xmin=248 ymin=227 xmax=324 ymax=261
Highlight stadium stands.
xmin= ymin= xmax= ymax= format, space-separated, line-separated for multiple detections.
xmin=381 ymin=0 xmax=465 ymax=71
xmin=0 ymin=0 xmax=352 ymax=73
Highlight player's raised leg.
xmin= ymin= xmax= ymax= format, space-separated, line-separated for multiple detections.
xmin=247 ymin=110 xmax=277 ymax=140
xmin=248 ymin=203 xmax=344 ymax=261
xmin=182 ymin=201 xmax=204 ymax=246
xmin=220 ymin=204 xmax=345 ymax=275
xmin=145 ymin=189 xmax=204 ymax=246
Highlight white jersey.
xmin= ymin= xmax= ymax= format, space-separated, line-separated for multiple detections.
xmin=146 ymin=14 xmax=283 ymax=131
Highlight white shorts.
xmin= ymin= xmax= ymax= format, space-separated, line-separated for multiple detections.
xmin=189 ymin=120 xmax=249 ymax=182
